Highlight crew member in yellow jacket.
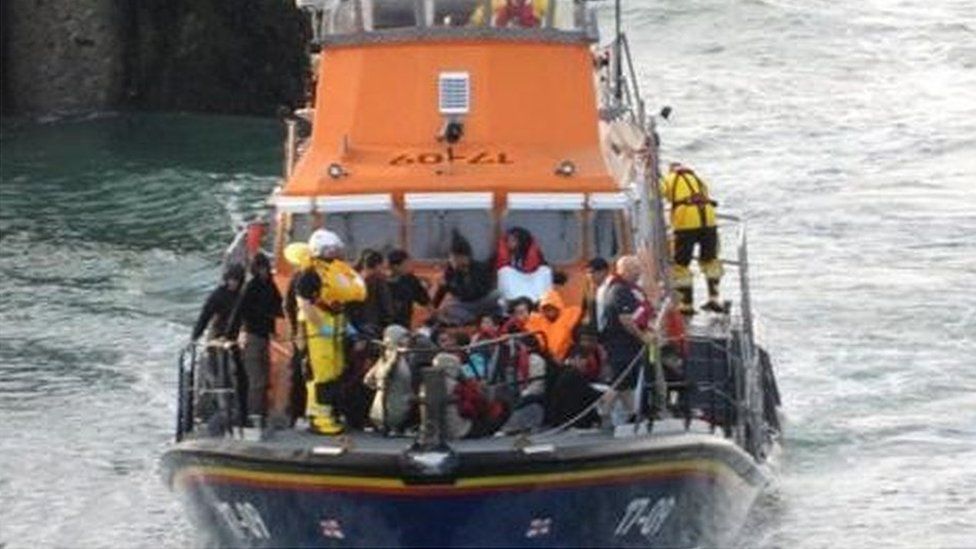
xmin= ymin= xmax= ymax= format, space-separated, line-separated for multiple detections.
xmin=286 ymin=229 xmax=366 ymax=435
xmin=661 ymin=162 xmax=724 ymax=314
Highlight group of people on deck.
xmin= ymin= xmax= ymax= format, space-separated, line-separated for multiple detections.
xmin=191 ymin=162 xmax=723 ymax=437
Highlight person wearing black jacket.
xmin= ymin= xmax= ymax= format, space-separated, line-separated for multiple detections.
xmin=191 ymin=264 xmax=246 ymax=342
xmin=228 ymin=253 xmax=283 ymax=421
xmin=348 ymin=249 xmax=394 ymax=336
xmin=387 ymin=249 xmax=430 ymax=328
xmin=191 ymin=264 xmax=246 ymax=429
xmin=432 ymin=232 xmax=497 ymax=326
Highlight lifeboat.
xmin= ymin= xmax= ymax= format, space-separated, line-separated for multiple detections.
xmin=161 ymin=1 xmax=783 ymax=546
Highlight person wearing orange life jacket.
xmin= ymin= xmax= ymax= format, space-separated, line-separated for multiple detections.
xmin=525 ymin=289 xmax=582 ymax=361
xmin=660 ymin=162 xmax=725 ymax=314
xmin=291 ymin=229 xmax=366 ymax=435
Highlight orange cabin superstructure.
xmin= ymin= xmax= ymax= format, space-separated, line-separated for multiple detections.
xmin=288 ymin=41 xmax=615 ymax=195
xmin=272 ymin=0 xmax=650 ymax=310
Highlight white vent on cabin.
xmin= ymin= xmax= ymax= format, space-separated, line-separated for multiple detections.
xmin=439 ymin=72 xmax=470 ymax=115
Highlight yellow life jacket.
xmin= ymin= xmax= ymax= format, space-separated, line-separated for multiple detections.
xmin=660 ymin=167 xmax=718 ymax=230
xmin=313 ymin=258 xmax=367 ymax=305
xmin=285 ymin=243 xmax=366 ymax=322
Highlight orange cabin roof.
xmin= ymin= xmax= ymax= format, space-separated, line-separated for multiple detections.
xmin=283 ymin=39 xmax=618 ymax=196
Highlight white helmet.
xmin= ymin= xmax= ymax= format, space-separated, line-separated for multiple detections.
xmin=308 ymin=229 xmax=344 ymax=258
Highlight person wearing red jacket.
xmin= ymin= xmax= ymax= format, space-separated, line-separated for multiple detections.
xmin=496 ymin=227 xmax=553 ymax=302
xmin=494 ymin=0 xmax=541 ymax=28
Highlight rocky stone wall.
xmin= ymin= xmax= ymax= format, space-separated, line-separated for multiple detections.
xmin=4 ymin=0 xmax=125 ymax=115
xmin=2 ymin=0 xmax=308 ymax=117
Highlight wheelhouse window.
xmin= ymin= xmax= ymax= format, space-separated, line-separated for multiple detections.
xmin=286 ymin=211 xmax=399 ymax=259
xmin=408 ymin=210 xmax=493 ymax=261
xmin=504 ymin=210 xmax=582 ymax=264
xmin=591 ymin=209 xmax=624 ymax=260
xmin=325 ymin=211 xmax=400 ymax=257
xmin=288 ymin=212 xmax=316 ymax=244
xmin=300 ymin=0 xmax=590 ymax=38
xmin=369 ymin=0 xmax=421 ymax=29
xmin=433 ymin=0 xmax=482 ymax=27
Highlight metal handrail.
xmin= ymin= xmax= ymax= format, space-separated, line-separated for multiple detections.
xmin=528 ymin=295 xmax=674 ymax=442
xmin=602 ymin=31 xmax=646 ymax=126
xmin=620 ymin=33 xmax=646 ymax=125
xmin=174 ymin=338 xmax=246 ymax=441
xmin=631 ymin=295 xmax=672 ymax=426
xmin=708 ymin=212 xmax=766 ymax=455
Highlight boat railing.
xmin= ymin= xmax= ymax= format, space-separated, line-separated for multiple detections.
xmin=282 ymin=108 xmax=314 ymax=179
xmin=708 ymin=212 xmax=769 ymax=457
xmin=174 ymin=328 xmax=554 ymax=442
xmin=527 ymin=295 xmax=674 ymax=443
xmin=597 ymin=31 xmax=646 ymax=126
xmin=176 ymin=339 xmax=246 ymax=442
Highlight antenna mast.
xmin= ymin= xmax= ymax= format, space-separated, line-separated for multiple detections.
xmin=614 ymin=0 xmax=623 ymax=102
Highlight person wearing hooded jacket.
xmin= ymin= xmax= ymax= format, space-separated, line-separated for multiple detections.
xmin=191 ymin=264 xmax=245 ymax=343
xmin=363 ymin=324 xmax=413 ymax=433
xmin=496 ymin=226 xmax=554 ymax=302
xmin=432 ymin=231 xmax=497 ymax=326
xmin=524 ymin=289 xmax=582 ymax=361
xmin=227 ymin=253 xmax=282 ymax=423
xmin=191 ymin=264 xmax=247 ymax=429
xmin=289 ymin=229 xmax=366 ymax=435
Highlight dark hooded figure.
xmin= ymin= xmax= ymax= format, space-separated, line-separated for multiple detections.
xmin=432 ymin=231 xmax=497 ymax=326
xmin=191 ymin=263 xmax=247 ymax=429
xmin=192 ymin=264 xmax=246 ymax=341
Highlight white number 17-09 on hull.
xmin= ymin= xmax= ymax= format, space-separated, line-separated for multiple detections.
xmin=614 ymin=496 xmax=677 ymax=541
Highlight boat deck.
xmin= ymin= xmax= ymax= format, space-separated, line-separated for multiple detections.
xmin=253 ymin=416 xmax=721 ymax=454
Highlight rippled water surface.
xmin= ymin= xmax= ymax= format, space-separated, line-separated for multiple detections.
xmin=2 ymin=1 xmax=975 ymax=547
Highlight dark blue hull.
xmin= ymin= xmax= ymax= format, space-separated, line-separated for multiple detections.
xmin=164 ymin=436 xmax=767 ymax=547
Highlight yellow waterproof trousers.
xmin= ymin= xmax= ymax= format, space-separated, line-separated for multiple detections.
xmin=303 ymin=311 xmax=346 ymax=434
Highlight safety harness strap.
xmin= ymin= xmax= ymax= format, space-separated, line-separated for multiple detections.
xmin=671 ymin=169 xmax=716 ymax=227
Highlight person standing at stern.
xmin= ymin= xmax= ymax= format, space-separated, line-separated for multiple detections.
xmin=661 ymin=162 xmax=724 ymax=315
xmin=600 ymin=256 xmax=657 ymax=420
xmin=227 ymin=253 xmax=282 ymax=425
xmin=295 ymin=229 xmax=366 ymax=435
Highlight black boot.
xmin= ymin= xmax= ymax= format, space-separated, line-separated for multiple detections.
xmin=701 ymin=279 xmax=724 ymax=313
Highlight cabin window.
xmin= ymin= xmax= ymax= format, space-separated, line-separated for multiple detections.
xmin=409 ymin=210 xmax=493 ymax=261
xmin=324 ymin=211 xmax=400 ymax=257
xmin=433 ymin=0 xmax=482 ymax=26
xmin=369 ymin=0 xmax=420 ymax=29
xmin=591 ymin=209 xmax=624 ymax=260
xmin=504 ymin=210 xmax=581 ymax=264
xmin=288 ymin=213 xmax=316 ymax=243
xmin=328 ymin=1 xmax=362 ymax=34
xmin=310 ymin=0 xmax=589 ymax=36
xmin=287 ymin=211 xmax=399 ymax=259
